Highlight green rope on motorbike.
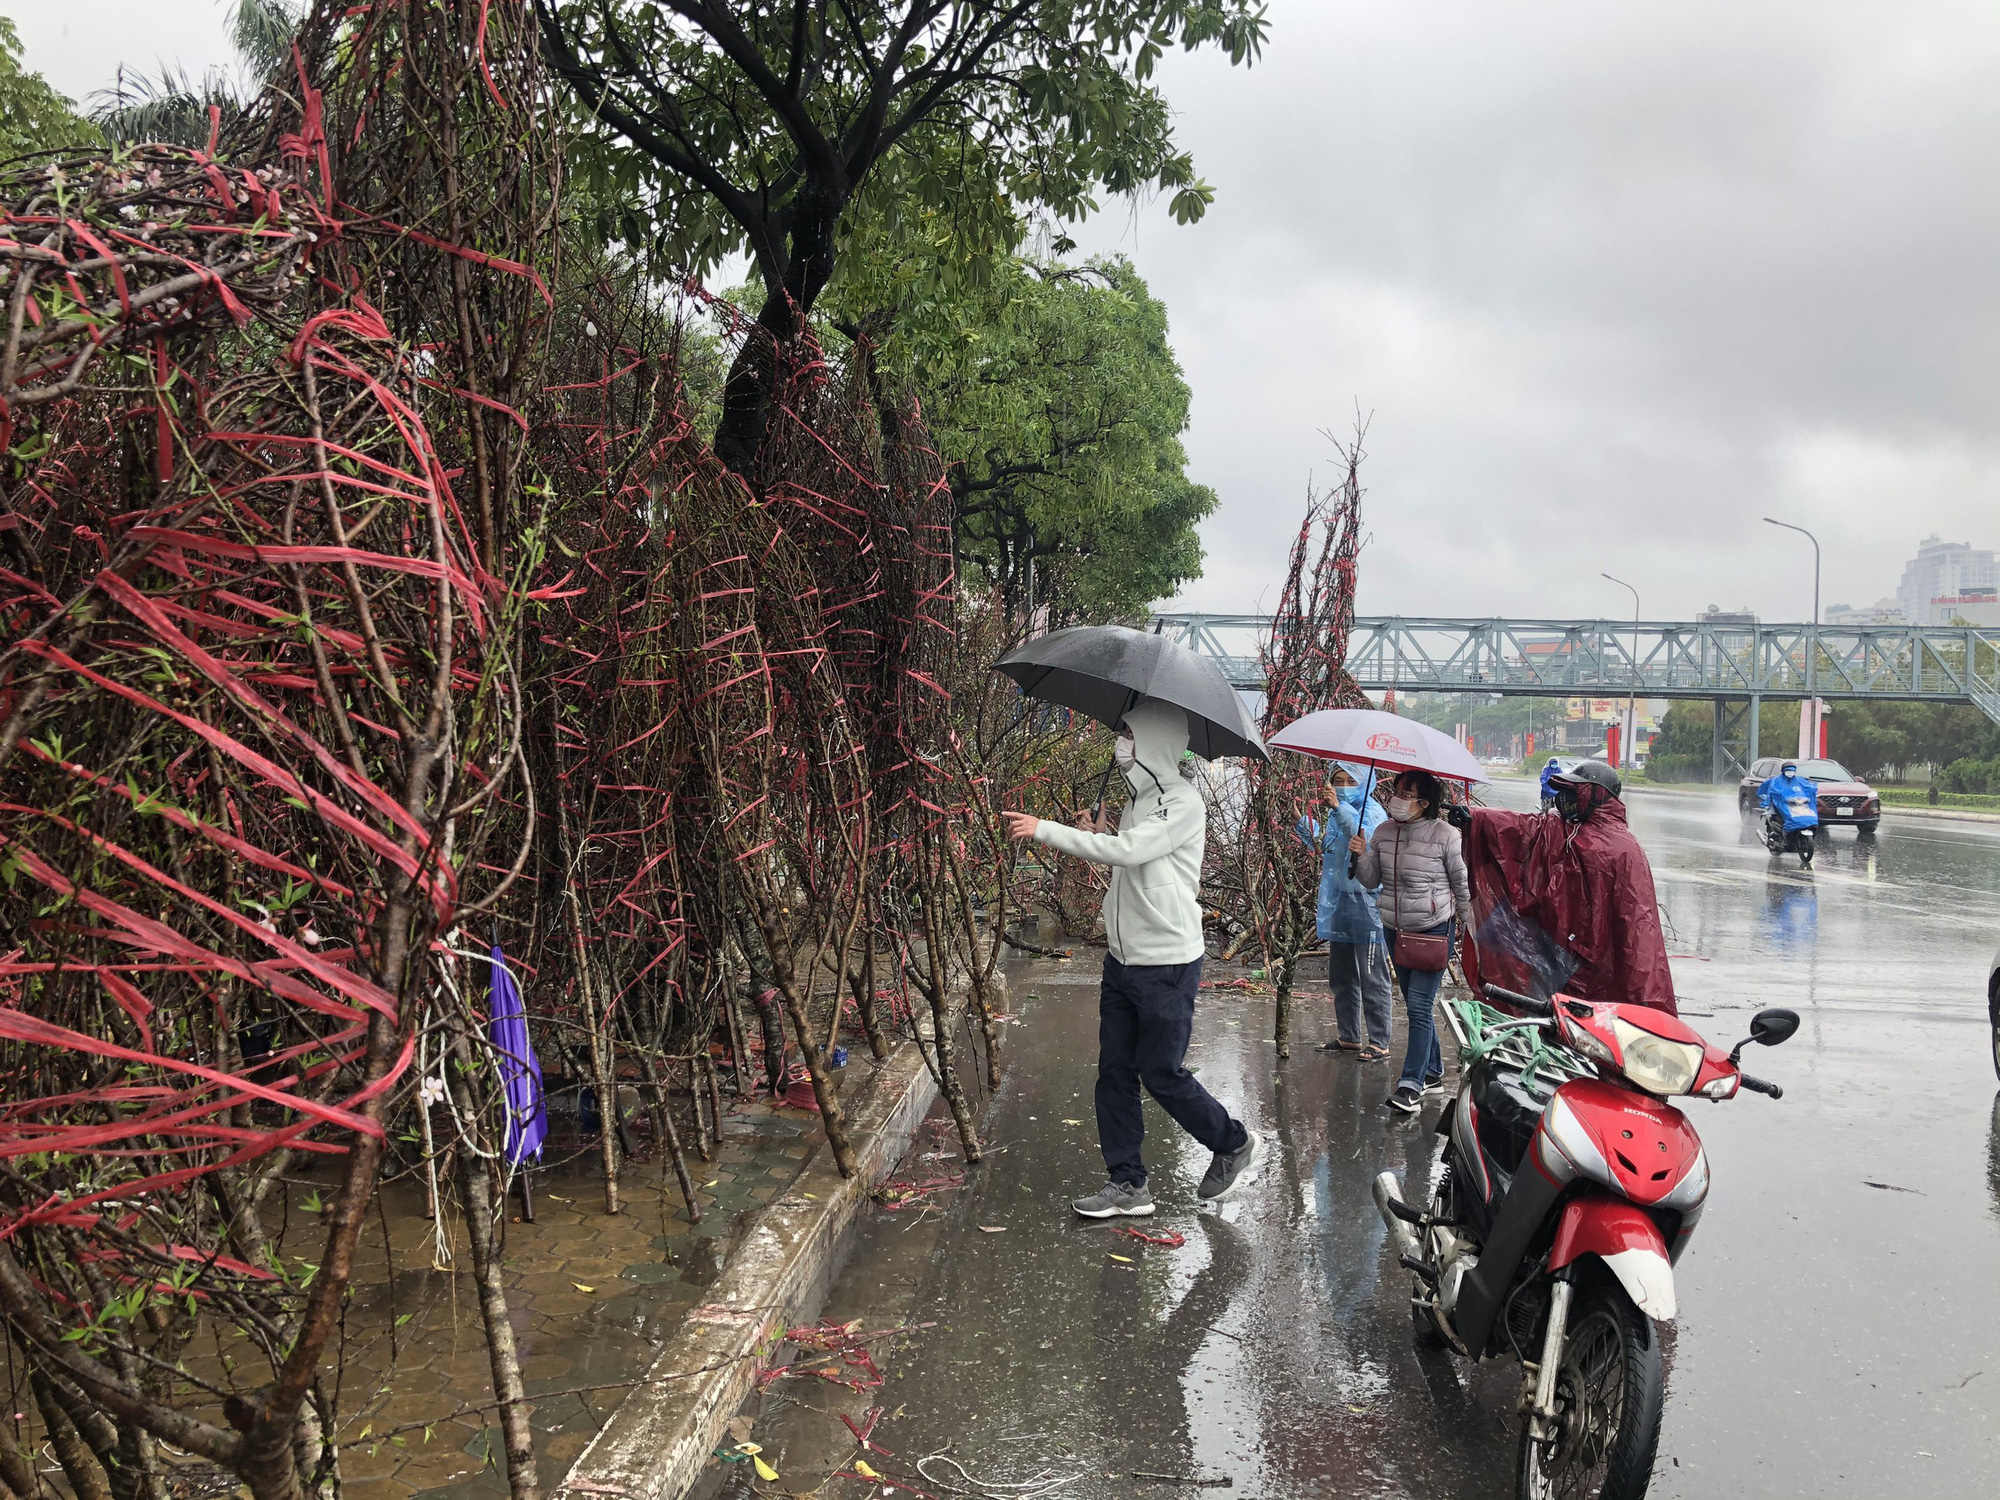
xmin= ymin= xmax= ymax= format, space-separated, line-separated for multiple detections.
xmin=1516 ymin=1030 xmax=1572 ymax=1099
xmin=1446 ymin=996 xmax=1573 ymax=1100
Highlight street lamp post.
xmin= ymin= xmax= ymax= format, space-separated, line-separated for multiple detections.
xmin=1762 ymin=517 xmax=1820 ymax=627
xmin=1602 ymin=573 xmax=1640 ymax=769
xmin=1764 ymin=516 xmax=1821 ymax=750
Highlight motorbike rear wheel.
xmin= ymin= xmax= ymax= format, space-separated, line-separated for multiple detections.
xmin=1516 ymin=1282 xmax=1662 ymax=1500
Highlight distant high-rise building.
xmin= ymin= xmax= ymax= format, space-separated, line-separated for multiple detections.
xmin=1897 ymin=536 xmax=1999 ymax=624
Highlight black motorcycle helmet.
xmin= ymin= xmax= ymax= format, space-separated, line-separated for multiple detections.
xmin=1549 ymin=759 xmax=1622 ymax=823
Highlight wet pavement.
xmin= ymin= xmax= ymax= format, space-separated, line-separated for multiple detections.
xmin=696 ymin=783 xmax=2000 ymax=1499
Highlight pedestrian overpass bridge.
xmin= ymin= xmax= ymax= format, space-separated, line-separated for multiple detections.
xmin=1149 ymin=612 xmax=2000 ymax=776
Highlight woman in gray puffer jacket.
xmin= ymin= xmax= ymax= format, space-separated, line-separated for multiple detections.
xmin=1349 ymin=769 xmax=1472 ymax=1113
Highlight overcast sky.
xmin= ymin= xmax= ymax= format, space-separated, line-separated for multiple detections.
xmin=13 ymin=1 xmax=1999 ymax=624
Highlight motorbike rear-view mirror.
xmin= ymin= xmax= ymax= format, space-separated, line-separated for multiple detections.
xmin=1730 ymin=1007 xmax=1800 ymax=1062
xmin=1750 ymin=1009 xmax=1800 ymax=1047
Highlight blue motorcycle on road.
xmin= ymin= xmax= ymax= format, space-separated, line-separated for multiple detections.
xmin=1759 ymin=767 xmax=1820 ymax=868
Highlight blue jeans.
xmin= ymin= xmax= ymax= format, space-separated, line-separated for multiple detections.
xmin=1390 ymin=921 xmax=1453 ymax=1091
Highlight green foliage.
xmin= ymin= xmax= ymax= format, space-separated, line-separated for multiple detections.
xmin=1936 ymin=755 xmax=2000 ymax=796
xmin=1641 ymin=703 xmax=1712 ymax=782
xmin=862 ymin=254 xmax=1212 ymax=620
xmin=0 ymin=17 xmax=102 ymax=158
xmin=543 ymin=0 xmax=1268 ymax=309
xmin=1642 ymin=753 xmax=1706 ymax=783
xmin=91 ymin=0 xmax=300 ymax=146
xmin=1829 ymin=700 xmax=1999 ymax=779
xmin=1397 ymin=693 xmax=1571 ymax=745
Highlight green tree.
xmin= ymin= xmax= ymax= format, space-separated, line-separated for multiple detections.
xmin=1645 ymin=703 xmax=1713 ymax=782
xmin=1396 ymin=693 xmax=1572 ymax=752
xmin=535 ymin=0 xmax=1267 ymax=467
xmin=0 ymin=17 xmax=101 ymax=158
xmin=1825 ymin=702 xmax=1911 ymax=780
xmin=889 ymin=255 xmax=1213 ymax=620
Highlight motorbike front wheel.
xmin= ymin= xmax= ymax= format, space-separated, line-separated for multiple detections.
xmin=1516 ymin=1282 xmax=1663 ymax=1500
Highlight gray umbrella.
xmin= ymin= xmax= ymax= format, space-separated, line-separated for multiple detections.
xmin=994 ymin=624 xmax=1269 ymax=762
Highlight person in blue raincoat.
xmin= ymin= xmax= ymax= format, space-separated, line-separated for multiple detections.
xmin=1538 ymin=757 xmax=1563 ymax=810
xmin=1296 ymin=762 xmax=1395 ymax=1060
xmin=1758 ymin=761 xmax=1819 ymax=827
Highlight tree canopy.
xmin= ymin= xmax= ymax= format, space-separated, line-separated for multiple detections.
xmin=536 ymin=0 xmax=1266 ymax=463
xmin=868 ymin=254 xmax=1214 ymax=621
xmin=0 ymin=18 xmax=100 ymax=159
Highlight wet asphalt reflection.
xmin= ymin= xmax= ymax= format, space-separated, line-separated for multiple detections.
xmin=714 ymin=785 xmax=2000 ymax=1499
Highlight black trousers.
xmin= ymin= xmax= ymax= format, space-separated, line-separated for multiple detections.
xmin=1096 ymin=955 xmax=1247 ymax=1187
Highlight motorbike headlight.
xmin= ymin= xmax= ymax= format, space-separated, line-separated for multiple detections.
xmin=1609 ymin=1015 xmax=1702 ymax=1096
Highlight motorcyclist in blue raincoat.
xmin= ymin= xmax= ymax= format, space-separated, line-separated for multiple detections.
xmin=1296 ymin=762 xmax=1395 ymax=1059
xmin=1758 ymin=761 xmax=1820 ymax=829
xmin=1538 ymin=757 xmax=1563 ymax=810
xmin=1758 ymin=760 xmax=1820 ymax=864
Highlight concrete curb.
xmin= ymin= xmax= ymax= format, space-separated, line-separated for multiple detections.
xmin=1878 ymin=802 xmax=2000 ymax=825
xmin=550 ymin=1041 xmax=941 ymax=1500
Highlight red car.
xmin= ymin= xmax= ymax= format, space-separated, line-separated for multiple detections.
xmin=1737 ymin=756 xmax=1880 ymax=834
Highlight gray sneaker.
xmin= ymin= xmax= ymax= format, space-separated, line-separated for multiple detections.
xmin=1198 ymin=1129 xmax=1260 ymax=1202
xmin=1072 ymin=1181 xmax=1155 ymax=1218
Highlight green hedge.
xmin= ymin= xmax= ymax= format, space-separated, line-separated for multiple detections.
xmin=1876 ymin=784 xmax=2000 ymax=811
xmin=1643 ymin=752 xmax=1711 ymax=784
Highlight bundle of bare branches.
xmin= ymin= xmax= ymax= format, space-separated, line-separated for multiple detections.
xmin=1203 ymin=435 xmax=1370 ymax=1058
xmin=0 ymin=148 xmax=310 ymax=429
xmin=0 ymin=5 xmax=556 ymax=1499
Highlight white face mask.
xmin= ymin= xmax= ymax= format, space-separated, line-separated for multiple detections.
xmin=1113 ymin=735 xmax=1136 ymax=770
xmin=1387 ymin=796 xmax=1419 ymax=822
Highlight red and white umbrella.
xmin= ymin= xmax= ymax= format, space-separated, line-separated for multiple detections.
xmin=1268 ymin=708 xmax=1489 ymax=787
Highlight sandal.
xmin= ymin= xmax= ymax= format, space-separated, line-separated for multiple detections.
xmin=1357 ymin=1045 xmax=1391 ymax=1063
xmin=1321 ymin=1038 xmax=1366 ymax=1053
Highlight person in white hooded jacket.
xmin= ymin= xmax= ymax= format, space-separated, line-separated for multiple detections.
xmin=1003 ymin=697 xmax=1259 ymax=1218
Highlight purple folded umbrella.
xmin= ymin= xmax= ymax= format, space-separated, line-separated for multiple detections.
xmin=488 ymin=943 xmax=546 ymax=1165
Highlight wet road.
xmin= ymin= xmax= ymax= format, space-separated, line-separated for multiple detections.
xmin=707 ymin=786 xmax=2000 ymax=1499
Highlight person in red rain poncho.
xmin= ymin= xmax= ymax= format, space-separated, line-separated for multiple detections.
xmin=1447 ymin=760 xmax=1678 ymax=1015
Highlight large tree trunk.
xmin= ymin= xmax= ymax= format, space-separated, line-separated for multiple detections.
xmin=712 ymin=217 xmax=838 ymax=472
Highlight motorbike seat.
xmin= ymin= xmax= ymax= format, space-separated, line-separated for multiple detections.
xmin=1471 ymin=1062 xmax=1548 ymax=1177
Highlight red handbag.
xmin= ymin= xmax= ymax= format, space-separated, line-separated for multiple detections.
xmin=1393 ymin=929 xmax=1452 ymax=972
xmin=1385 ymin=824 xmax=1453 ymax=972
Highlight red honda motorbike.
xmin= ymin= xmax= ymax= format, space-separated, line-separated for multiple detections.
xmin=1373 ymin=983 xmax=1798 ymax=1500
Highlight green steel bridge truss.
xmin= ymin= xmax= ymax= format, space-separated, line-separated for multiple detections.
xmin=1150 ymin=613 xmax=2000 ymax=779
